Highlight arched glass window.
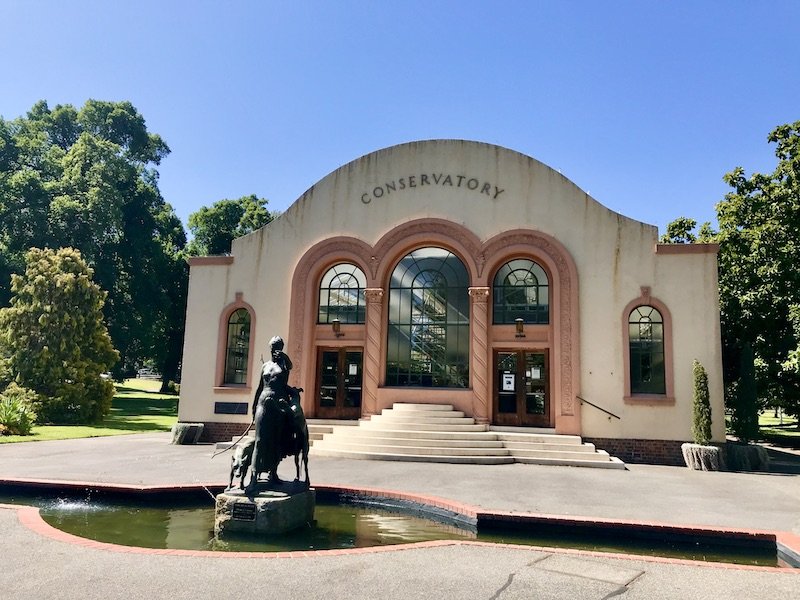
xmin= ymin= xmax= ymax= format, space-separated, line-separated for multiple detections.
xmin=224 ymin=308 xmax=251 ymax=384
xmin=629 ymin=306 xmax=666 ymax=394
xmin=493 ymin=259 xmax=549 ymax=324
xmin=386 ymin=247 xmax=469 ymax=388
xmin=318 ymin=263 xmax=366 ymax=324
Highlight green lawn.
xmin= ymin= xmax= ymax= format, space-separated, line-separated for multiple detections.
xmin=758 ymin=411 xmax=800 ymax=449
xmin=0 ymin=379 xmax=178 ymax=444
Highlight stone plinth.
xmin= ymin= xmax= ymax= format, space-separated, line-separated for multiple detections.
xmin=215 ymin=484 xmax=315 ymax=536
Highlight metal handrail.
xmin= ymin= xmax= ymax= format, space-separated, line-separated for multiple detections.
xmin=576 ymin=395 xmax=621 ymax=420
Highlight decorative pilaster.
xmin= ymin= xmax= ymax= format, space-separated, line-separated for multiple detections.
xmin=362 ymin=288 xmax=384 ymax=417
xmin=469 ymin=286 xmax=491 ymax=423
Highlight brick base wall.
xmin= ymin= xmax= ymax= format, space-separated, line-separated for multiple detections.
xmin=584 ymin=437 xmax=687 ymax=466
xmin=199 ymin=421 xmax=251 ymax=443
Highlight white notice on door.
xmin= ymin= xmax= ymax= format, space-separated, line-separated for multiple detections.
xmin=348 ymin=363 xmax=358 ymax=375
xmin=531 ymin=367 xmax=541 ymax=379
xmin=502 ymin=373 xmax=515 ymax=392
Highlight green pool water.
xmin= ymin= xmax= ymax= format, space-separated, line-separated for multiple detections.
xmin=0 ymin=492 xmax=778 ymax=566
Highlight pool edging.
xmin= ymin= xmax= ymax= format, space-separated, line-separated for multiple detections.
xmin=1 ymin=478 xmax=799 ymax=570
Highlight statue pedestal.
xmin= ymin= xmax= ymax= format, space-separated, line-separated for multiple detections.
xmin=215 ymin=483 xmax=315 ymax=536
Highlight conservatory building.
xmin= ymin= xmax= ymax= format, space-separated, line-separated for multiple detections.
xmin=177 ymin=140 xmax=724 ymax=464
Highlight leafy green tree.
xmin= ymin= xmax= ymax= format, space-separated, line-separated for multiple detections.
xmin=187 ymin=194 xmax=274 ymax=255
xmin=715 ymin=121 xmax=800 ymax=424
xmin=659 ymin=217 xmax=716 ymax=244
xmin=0 ymin=100 xmax=187 ymax=384
xmin=665 ymin=122 xmax=800 ymax=430
xmin=0 ymin=248 xmax=118 ymax=423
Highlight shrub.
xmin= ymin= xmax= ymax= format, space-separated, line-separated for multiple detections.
xmin=0 ymin=248 xmax=118 ymax=424
xmin=0 ymin=383 xmax=38 ymax=435
xmin=692 ymin=359 xmax=712 ymax=445
xmin=167 ymin=381 xmax=180 ymax=395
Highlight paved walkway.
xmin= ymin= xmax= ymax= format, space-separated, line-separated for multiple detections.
xmin=1 ymin=433 xmax=799 ymax=599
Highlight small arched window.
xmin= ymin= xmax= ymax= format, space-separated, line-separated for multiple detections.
xmin=493 ymin=259 xmax=549 ymax=324
xmin=318 ymin=263 xmax=367 ymax=324
xmin=223 ymin=308 xmax=251 ymax=384
xmin=628 ymin=306 xmax=666 ymax=394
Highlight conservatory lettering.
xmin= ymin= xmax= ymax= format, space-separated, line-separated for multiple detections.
xmin=360 ymin=172 xmax=505 ymax=204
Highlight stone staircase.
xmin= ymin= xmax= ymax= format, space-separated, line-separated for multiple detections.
xmin=310 ymin=403 xmax=625 ymax=469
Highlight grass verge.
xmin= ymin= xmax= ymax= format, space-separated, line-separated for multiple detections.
xmin=758 ymin=411 xmax=800 ymax=449
xmin=0 ymin=379 xmax=178 ymax=444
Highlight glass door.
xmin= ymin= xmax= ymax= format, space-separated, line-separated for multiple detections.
xmin=494 ymin=350 xmax=550 ymax=426
xmin=316 ymin=348 xmax=363 ymax=419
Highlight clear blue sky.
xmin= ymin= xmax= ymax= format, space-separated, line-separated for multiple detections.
xmin=2 ymin=1 xmax=798 ymax=234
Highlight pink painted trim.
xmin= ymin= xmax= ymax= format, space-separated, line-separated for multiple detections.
xmin=287 ymin=221 xmax=582 ymax=434
xmin=655 ymin=243 xmax=719 ymax=255
xmin=481 ymin=230 xmax=581 ymax=434
xmin=288 ymin=238 xmax=374 ymax=417
xmin=215 ymin=292 xmax=257 ymax=391
xmin=213 ymin=386 xmax=251 ymax=395
xmin=622 ymin=288 xmax=675 ymax=402
xmin=188 ymin=256 xmax=234 ymax=266
xmin=623 ymin=395 xmax=675 ymax=406
xmin=4 ymin=480 xmax=797 ymax=571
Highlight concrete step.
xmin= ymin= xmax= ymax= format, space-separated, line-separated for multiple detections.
xmin=322 ymin=434 xmax=505 ymax=449
xmin=360 ymin=420 xmax=489 ymax=432
xmin=489 ymin=425 xmax=558 ymax=435
xmin=306 ymin=419 xmax=360 ymax=426
xmin=379 ymin=408 xmax=467 ymax=419
xmin=370 ymin=413 xmax=475 ymax=425
xmin=514 ymin=456 xmax=627 ymax=469
xmin=313 ymin=441 xmax=511 ymax=457
xmin=503 ymin=441 xmax=597 ymax=453
xmin=329 ymin=427 xmax=499 ymax=441
xmin=495 ymin=432 xmax=584 ymax=445
xmin=506 ymin=448 xmax=611 ymax=461
xmin=310 ymin=447 xmax=515 ymax=465
xmin=389 ymin=403 xmax=455 ymax=412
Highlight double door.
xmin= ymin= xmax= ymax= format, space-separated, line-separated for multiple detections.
xmin=494 ymin=350 xmax=550 ymax=427
xmin=316 ymin=348 xmax=363 ymax=419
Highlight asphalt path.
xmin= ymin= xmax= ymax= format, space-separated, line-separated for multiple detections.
xmin=0 ymin=433 xmax=798 ymax=599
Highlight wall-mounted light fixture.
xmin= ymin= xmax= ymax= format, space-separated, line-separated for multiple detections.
xmin=332 ymin=318 xmax=344 ymax=337
xmin=515 ymin=318 xmax=525 ymax=338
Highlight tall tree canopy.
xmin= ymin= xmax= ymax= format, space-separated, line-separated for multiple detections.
xmin=187 ymin=194 xmax=274 ymax=256
xmin=0 ymin=100 xmax=186 ymax=382
xmin=0 ymin=248 xmax=118 ymax=423
xmin=716 ymin=121 xmax=800 ymax=424
xmin=663 ymin=121 xmax=800 ymax=432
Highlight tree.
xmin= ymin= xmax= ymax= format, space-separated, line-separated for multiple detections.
xmin=0 ymin=248 xmax=118 ymax=423
xmin=187 ymin=194 xmax=274 ymax=256
xmin=715 ymin=121 xmax=800 ymax=424
xmin=0 ymin=100 xmax=187 ymax=383
xmin=659 ymin=217 xmax=716 ymax=244
xmin=691 ymin=360 xmax=712 ymax=445
xmin=660 ymin=122 xmax=800 ymax=429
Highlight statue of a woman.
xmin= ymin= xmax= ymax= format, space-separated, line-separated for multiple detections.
xmin=246 ymin=335 xmax=297 ymax=491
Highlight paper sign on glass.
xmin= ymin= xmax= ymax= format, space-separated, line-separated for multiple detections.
xmin=531 ymin=367 xmax=541 ymax=379
xmin=348 ymin=363 xmax=358 ymax=375
xmin=502 ymin=373 xmax=515 ymax=391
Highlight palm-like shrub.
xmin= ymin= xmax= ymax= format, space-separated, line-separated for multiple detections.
xmin=0 ymin=383 xmax=38 ymax=435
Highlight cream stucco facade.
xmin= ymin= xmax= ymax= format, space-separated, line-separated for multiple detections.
xmin=178 ymin=140 xmax=724 ymax=463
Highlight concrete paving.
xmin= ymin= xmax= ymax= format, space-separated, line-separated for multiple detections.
xmin=1 ymin=433 xmax=799 ymax=599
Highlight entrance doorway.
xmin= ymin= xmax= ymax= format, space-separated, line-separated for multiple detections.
xmin=494 ymin=350 xmax=550 ymax=427
xmin=316 ymin=348 xmax=363 ymax=419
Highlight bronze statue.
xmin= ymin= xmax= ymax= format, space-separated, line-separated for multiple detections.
xmin=245 ymin=336 xmax=310 ymax=493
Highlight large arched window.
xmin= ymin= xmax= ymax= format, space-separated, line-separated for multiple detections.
xmin=318 ymin=263 xmax=366 ymax=324
xmin=493 ymin=259 xmax=549 ymax=324
xmin=628 ymin=305 xmax=666 ymax=394
xmin=386 ymin=247 xmax=469 ymax=388
xmin=223 ymin=308 xmax=251 ymax=385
